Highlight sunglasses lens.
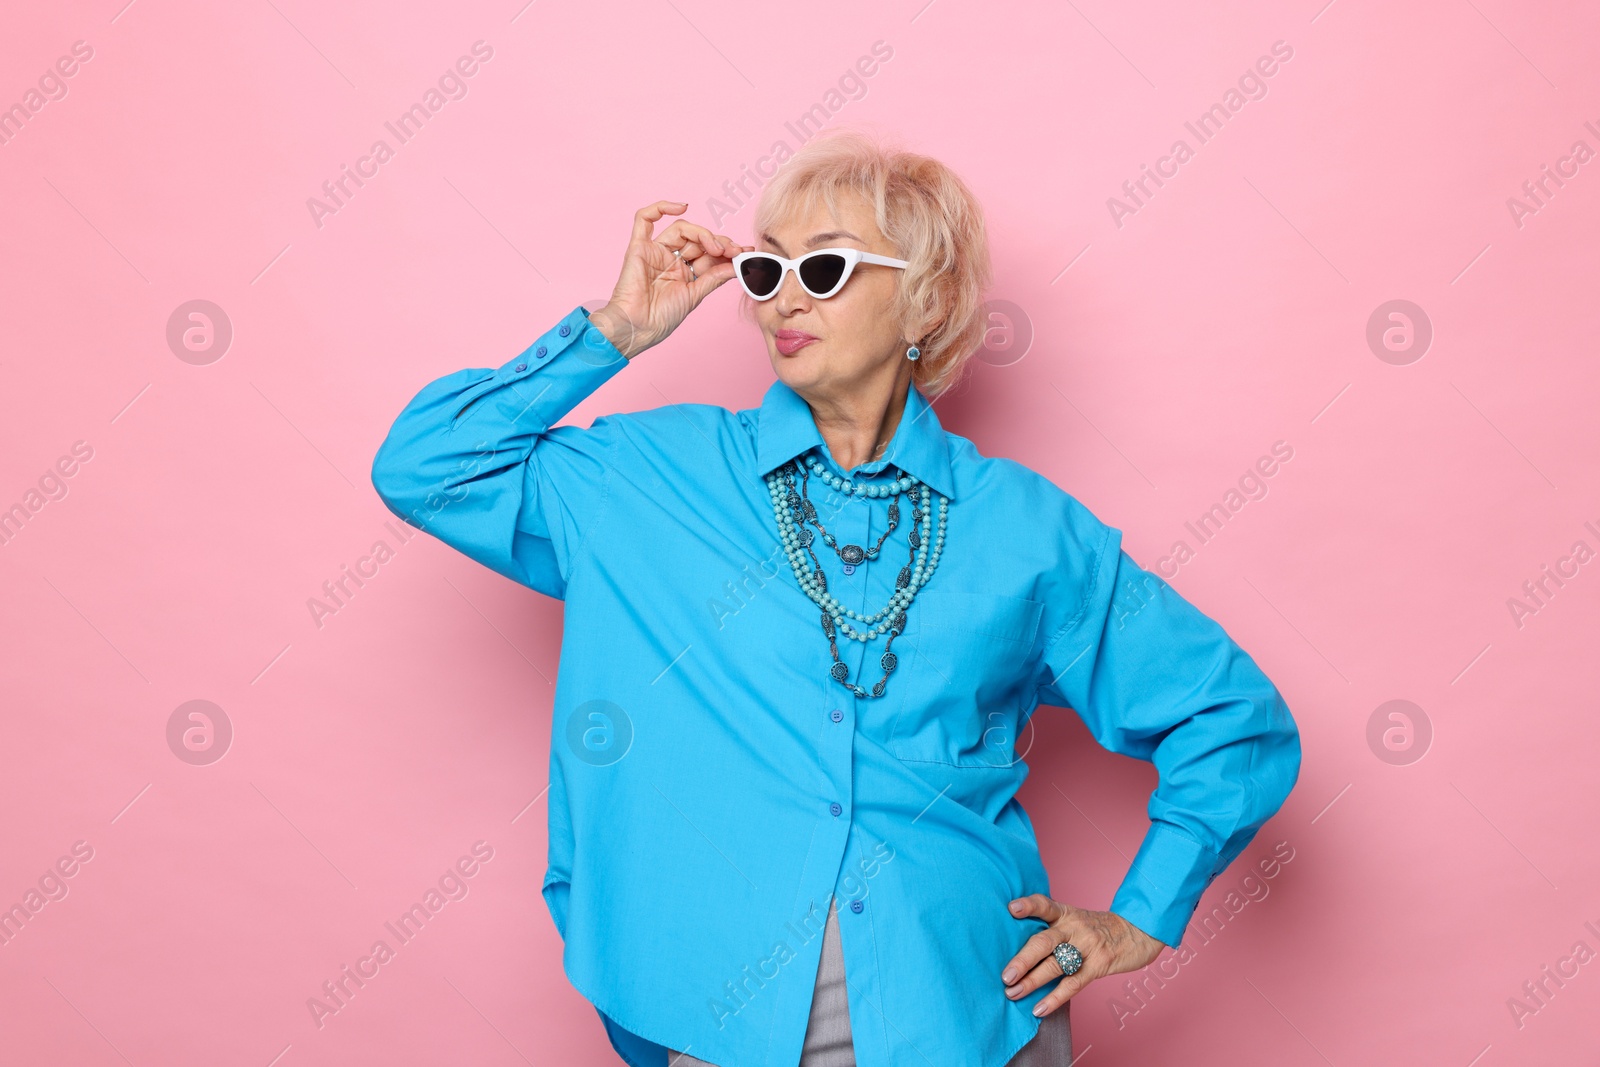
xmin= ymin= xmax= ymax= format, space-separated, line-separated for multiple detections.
xmin=798 ymin=254 xmax=848 ymax=296
xmin=739 ymin=256 xmax=782 ymax=297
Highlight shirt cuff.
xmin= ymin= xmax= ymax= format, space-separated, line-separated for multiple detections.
xmin=489 ymin=304 xmax=630 ymax=409
xmin=1108 ymin=821 xmax=1221 ymax=948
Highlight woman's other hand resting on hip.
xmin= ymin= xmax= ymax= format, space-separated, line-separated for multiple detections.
xmin=1001 ymin=895 xmax=1167 ymax=1018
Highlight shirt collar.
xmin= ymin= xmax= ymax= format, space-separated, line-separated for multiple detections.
xmin=754 ymin=375 xmax=956 ymax=501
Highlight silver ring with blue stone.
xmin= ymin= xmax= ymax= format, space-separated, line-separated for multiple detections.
xmin=1052 ymin=941 xmax=1084 ymax=977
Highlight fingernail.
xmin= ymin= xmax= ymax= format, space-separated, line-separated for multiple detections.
xmin=1002 ymin=967 xmax=1016 ymax=983
xmin=1032 ymin=1005 xmax=1046 ymax=1017
xmin=1009 ymin=901 xmax=1022 ymax=912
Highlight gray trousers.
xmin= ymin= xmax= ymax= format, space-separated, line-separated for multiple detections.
xmin=670 ymin=899 xmax=1073 ymax=1066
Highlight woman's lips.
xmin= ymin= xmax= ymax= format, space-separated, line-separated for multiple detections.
xmin=775 ymin=330 xmax=818 ymax=356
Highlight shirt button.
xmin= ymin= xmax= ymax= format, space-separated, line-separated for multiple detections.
xmin=536 ymin=345 xmax=548 ymax=358
xmin=559 ymin=323 xmax=571 ymax=336
xmin=830 ymin=709 xmax=843 ymax=722
xmin=829 ymin=802 xmax=842 ymax=817
xmin=514 ymin=363 xmax=527 ymax=372
xmin=849 ymin=900 xmax=864 ymax=913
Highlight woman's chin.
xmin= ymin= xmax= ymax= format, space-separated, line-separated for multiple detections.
xmin=772 ymin=346 xmax=825 ymax=385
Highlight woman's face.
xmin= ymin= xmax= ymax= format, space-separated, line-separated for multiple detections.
xmin=753 ymin=192 xmax=912 ymax=402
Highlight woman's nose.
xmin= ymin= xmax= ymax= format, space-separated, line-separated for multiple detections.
xmin=774 ymin=267 xmax=811 ymax=313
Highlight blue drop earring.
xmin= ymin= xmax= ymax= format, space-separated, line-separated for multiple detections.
xmin=906 ymin=343 xmax=921 ymax=361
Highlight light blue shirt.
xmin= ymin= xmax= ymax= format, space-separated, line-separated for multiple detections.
xmin=371 ymin=304 xmax=1302 ymax=1067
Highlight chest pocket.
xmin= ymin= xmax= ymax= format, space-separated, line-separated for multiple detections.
xmin=888 ymin=587 xmax=1045 ymax=767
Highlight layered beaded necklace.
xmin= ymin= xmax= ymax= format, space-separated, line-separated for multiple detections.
xmin=766 ymin=451 xmax=949 ymax=699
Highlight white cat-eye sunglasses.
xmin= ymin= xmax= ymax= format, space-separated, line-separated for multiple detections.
xmin=731 ymin=248 xmax=909 ymax=301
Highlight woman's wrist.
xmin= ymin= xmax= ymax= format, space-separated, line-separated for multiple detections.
xmin=589 ymin=304 xmax=643 ymax=361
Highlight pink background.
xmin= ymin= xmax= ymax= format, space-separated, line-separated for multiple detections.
xmin=3 ymin=0 xmax=1598 ymax=1063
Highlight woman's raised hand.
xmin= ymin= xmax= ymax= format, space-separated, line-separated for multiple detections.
xmin=589 ymin=201 xmax=750 ymax=360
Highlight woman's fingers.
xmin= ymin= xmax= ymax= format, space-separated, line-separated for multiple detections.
xmin=1007 ymin=954 xmax=1082 ymax=1014
xmin=1003 ymin=926 xmax=1101 ymax=1018
xmin=1003 ymin=926 xmax=1098 ymax=1003
xmin=655 ymin=224 xmax=706 ymax=262
xmin=1008 ymin=894 xmax=1062 ymax=925
xmin=627 ymin=203 xmax=747 ymax=268
xmin=687 ymin=236 xmax=748 ymax=281
xmin=653 ymin=224 xmax=749 ymax=297
xmin=1001 ymin=920 xmax=1069 ymax=990
xmin=656 ymin=220 xmax=739 ymax=261
xmin=631 ymin=200 xmax=688 ymax=246
xmin=1029 ymin=963 xmax=1095 ymax=1018
xmin=689 ymin=251 xmax=744 ymax=297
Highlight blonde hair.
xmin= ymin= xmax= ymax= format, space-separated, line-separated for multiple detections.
xmin=742 ymin=126 xmax=993 ymax=399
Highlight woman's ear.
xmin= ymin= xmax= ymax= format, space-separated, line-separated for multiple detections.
xmin=905 ymin=312 xmax=944 ymax=346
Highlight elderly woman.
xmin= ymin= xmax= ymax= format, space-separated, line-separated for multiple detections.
xmin=371 ymin=129 xmax=1301 ymax=1067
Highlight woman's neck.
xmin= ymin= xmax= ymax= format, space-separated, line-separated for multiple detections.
xmin=805 ymin=361 xmax=914 ymax=473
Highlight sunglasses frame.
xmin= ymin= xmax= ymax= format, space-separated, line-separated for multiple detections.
xmin=731 ymin=247 xmax=909 ymax=301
